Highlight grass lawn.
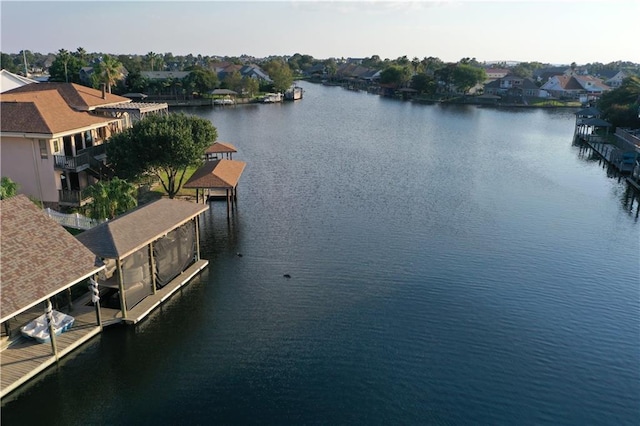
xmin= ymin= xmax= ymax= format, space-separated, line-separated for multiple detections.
xmin=147 ymin=166 xmax=199 ymax=200
xmin=528 ymin=98 xmax=582 ymax=107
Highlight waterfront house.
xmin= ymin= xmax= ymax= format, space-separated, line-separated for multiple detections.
xmin=601 ymin=70 xmax=629 ymax=89
xmin=483 ymin=75 xmax=548 ymax=98
xmin=0 ymin=83 xmax=169 ymax=208
xmin=483 ymin=68 xmax=510 ymax=82
xmin=1 ymin=194 xmax=105 ymax=399
xmin=0 ymin=83 xmax=131 ymax=208
xmin=76 ymin=198 xmax=209 ymax=325
xmin=541 ymin=74 xmax=610 ymax=100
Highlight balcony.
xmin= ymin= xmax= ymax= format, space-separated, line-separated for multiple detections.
xmin=54 ymin=144 xmax=107 ymax=172
xmin=58 ymin=188 xmax=93 ymax=207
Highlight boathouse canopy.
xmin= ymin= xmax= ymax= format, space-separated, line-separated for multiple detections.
xmin=77 ymin=198 xmax=207 ymax=260
xmin=575 ymin=106 xmax=602 ymax=118
xmin=77 ymin=198 xmax=208 ymax=314
xmin=581 ymin=117 xmax=611 ymax=127
xmin=210 ymin=89 xmax=238 ymax=96
xmin=205 ymin=141 xmax=238 ymax=160
xmin=184 ymin=159 xmax=246 ymax=192
xmin=0 ymin=195 xmax=104 ymax=323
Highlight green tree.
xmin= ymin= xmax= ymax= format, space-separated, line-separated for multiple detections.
xmin=49 ymin=49 xmax=85 ymax=83
xmin=241 ymin=76 xmax=259 ymax=97
xmin=0 ymin=52 xmax=20 ymax=73
xmin=124 ymin=71 xmax=149 ymax=93
xmin=452 ymin=64 xmax=487 ymax=94
xmin=93 ymin=55 xmax=123 ymax=93
xmin=107 ymin=113 xmax=217 ymax=198
xmin=184 ymin=66 xmax=219 ymax=94
xmin=411 ymin=73 xmax=436 ymax=95
xmin=598 ymin=75 xmax=640 ymax=128
xmin=0 ymin=176 xmax=19 ymax=199
xmin=84 ymin=178 xmax=137 ymax=220
xmin=263 ymin=60 xmax=294 ymax=92
xmin=380 ymin=65 xmax=412 ymax=87
xmin=221 ymin=70 xmax=242 ymax=92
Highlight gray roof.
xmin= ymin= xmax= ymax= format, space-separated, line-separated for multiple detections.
xmin=0 ymin=195 xmax=104 ymax=322
xmin=76 ymin=198 xmax=208 ymax=260
xmin=140 ymin=71 xmax=190 ymax=80
xmin=210 ymin=89 xmax=238 ymax=95
xmin=582 ymin=117 xmax=611 ymax=127
xmin=576 ymin=106 xmax=602 ymax=117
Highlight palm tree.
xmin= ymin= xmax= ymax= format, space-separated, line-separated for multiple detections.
xmin=84 ymin=178 xmax=137 ymax=220
xmin=146 ymin=51 xmax=158 ymax=71
xmin=75 ymin=46 xmax=87 ymax=61
xmin=96 ymin=55 xmax=123 ymax=93
xmin=57 ymin=48 xmax=71 ymax=83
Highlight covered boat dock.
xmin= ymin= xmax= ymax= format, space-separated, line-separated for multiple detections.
xmin=76 ymin=198 xmax=209 ymax=325
xmin=1 ymin=195 xmax=105 ymax=399
xmin=183 ymin=159 xmax=246 ymax=218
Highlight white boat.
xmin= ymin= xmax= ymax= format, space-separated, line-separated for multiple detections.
xmin=213 ymin=96 xmax=235 ymax=105
xmin=262 ymin=93 xmax=283 ymax=103
xmin=20 ymin=311 xmax=75 ymax=343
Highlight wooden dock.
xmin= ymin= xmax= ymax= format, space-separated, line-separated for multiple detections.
xmin=0 ymin=305 xmax=103 ymax=399
xmin=578 ymin=135 xmax=635 ymax=174
xmin=1 ymin=259 xmax=208 ymax=399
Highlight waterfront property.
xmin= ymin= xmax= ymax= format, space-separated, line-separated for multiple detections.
xmin=574 ymin=107 xmax=640 ymax=175
xmin=76 ymin=198 xmax=209 ymax=324
xmin=0 ymin=83 xmax=168 ymax=209
xmin=1 ymin=195 xmax=105 ymax=399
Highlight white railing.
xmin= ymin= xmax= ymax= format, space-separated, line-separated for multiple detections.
xmin=44 ymin=208 xmax=106 ymax=230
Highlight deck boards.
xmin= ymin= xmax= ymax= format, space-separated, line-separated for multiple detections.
xmin=1 ymin=259 xmax=208 ymax=399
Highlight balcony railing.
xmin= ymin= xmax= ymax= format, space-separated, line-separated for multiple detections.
xmin=54 ymin=144 xmax=108 ymax=172
xmin=58 ymin=188 xmax=92 ymax=206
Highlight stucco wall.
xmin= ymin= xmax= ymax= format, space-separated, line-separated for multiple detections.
xmin=1 ymin=137 xmax=59 ymax=203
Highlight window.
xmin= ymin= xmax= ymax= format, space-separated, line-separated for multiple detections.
xmin=39 ymin=140 xmax=48 ymax=159
xmin=53 ymin=140 xmax=60 ymax=153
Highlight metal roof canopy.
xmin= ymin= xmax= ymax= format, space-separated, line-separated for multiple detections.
xmin=76 ymin=198 xmax=208 ymax=260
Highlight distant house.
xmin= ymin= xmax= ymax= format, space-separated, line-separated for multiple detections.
xmin=140 ymin=71 xmax=191 ymax=81
xmin=484 ymin=75 xmax=547 ymax=97
xmin=0 ymin=69 xmax=37 ymax=93
xmin=541 ymin=74 xmax=610 ymax=99
xmin=214 ymin=63 xmax=272 ymax=83
xmin=602 ymin=70 xmax=629 ymax=88
xmin=484 ymin=68 xmax=510 ymax=82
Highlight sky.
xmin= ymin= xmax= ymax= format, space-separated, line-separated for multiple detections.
xmin=1 ymin=1 xmax=638 ymax=65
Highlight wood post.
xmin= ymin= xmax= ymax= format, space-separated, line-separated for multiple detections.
xmin=116 ymin=258 xmax=127 ymax=319
xmin=149 ymin=242 xmax=157 ymax=294
xmin=195 ymin=217 xmax=201 ymax=261
xmin=226 ymin=188 xmax=231 ymax=218
xmin=46 ymin=299 xmax=59 ymax=361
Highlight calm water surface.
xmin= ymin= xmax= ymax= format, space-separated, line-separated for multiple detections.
xmin=3 ymin=82 xmax=639 ymax=425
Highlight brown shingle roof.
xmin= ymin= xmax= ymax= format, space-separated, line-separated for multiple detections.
xmin=205 ymin=141 xmax=238 ymax=154
xmin=1 ymin=89 xmax=116 ymax=135
xmin=76 ymin=198 xmax=208 ymax=260
xmin=0 ymin=195 xmax=103 ymax=322
xmin=183 ymin=159 xmax=246 ymax=190
xmin=3 ymin=82 xmax=130 ymax=110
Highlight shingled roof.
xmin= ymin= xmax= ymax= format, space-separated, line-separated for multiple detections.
xmin=183 ymin=159 xmax=246 ymax=190
xmin=205 ymin=141 xmax=238 ymax=154
xmin=0 ymin=195 xmax=104 ymax=322
xmin=1 ymin=89 xmax=116 ymax=135
xmin=76 ymin=198 xmax=208 ymax=260
xmin=2 ymin=82 xmax=130 ymax=110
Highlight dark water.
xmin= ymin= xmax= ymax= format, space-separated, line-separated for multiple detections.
xmin=3 ymin=82 xmax=639 ymax=425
